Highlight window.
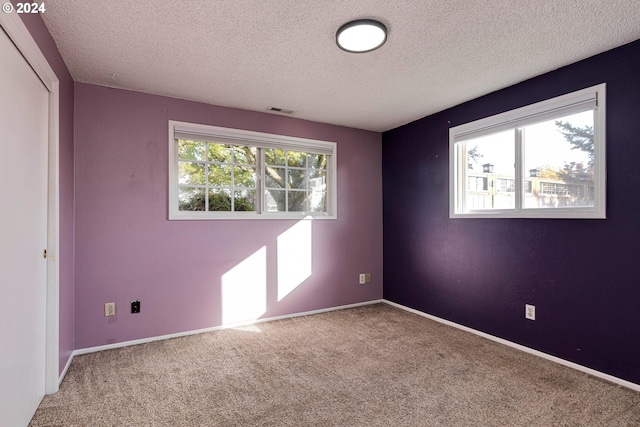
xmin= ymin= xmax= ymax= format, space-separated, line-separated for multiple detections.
xmin=450 ymin=84 xmax=606 ymax=219
xmin=169 ymin=121 xmax=337 ymax=219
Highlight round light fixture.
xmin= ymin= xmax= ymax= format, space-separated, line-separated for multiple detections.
xmin=336 ymin=19 xmax=387 ymax=53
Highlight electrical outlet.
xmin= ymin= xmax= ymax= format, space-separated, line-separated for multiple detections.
xmin=364 ymin=273 xmax=371 ymax=283
xmin=525 ymin=304 xmax=535 ymax=320
xmin=359 ymin=273 xmax=366 ymax=284
xmin=131 ymin=300 xmax=140 ymax=313
xmin=104 ymin=302 xmax=115 ymax=317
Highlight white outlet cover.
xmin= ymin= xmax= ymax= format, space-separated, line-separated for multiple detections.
xmin=359 ymin=274 xmax=366 ymax=284
xmin=104 ymin=302 xmax=115 ymax=317
xmin=525 ymin=304 xmax=535 ymax=320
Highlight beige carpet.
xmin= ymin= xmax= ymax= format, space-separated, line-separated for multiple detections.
xmin=30 ymin=304 xmax=640 ymax=426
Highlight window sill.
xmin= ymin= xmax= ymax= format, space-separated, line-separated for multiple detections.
xmin=450 ymin=208 xmax=605 ymax=219
xmin=169 ymin=212 xmax=337 ymax=221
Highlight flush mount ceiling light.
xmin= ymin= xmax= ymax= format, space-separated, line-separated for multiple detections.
xmin=336 ymin=19 xmax=387 ymax=53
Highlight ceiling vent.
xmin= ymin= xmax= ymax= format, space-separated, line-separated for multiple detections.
xmin=267 ymin=106 xmax=295 ymax=114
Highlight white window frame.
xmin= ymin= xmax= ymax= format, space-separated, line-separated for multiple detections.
xmin=169 ymin=121 xmax=337 ymax=220
xmin=450 ymin=83 xmax=606 ymax=219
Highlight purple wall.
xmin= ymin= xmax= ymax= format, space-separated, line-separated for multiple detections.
xmin=17 ymin=9 xmax=75 ymax=374
xmin=74 ymin=83 xmax=382 ymax=349
xmin=383 ymin=39 xmax=640 ymax=384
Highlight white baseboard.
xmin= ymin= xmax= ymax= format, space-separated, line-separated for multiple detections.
xmin=383 ymin=299 xmax=640 ymax=392
xmin=65 ymin=298 xmax=638 ymax=393
xmin=71 ymin=299 xmax=384 ymax=358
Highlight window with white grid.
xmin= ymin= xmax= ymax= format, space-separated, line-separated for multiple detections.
xmin=169 ymin=121 xmax=337 ymax=220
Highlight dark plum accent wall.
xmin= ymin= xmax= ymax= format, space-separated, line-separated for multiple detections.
xmin=17 ymin=8 xmax=75 ymax=375
xmin=383 ymin=39 xmax=640 ymax=384
xmin=74 ymin=83 xmax=382 ymax=349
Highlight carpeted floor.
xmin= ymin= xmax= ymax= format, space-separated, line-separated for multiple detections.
xmin=30 ymin=304 xmax=640 ymax=426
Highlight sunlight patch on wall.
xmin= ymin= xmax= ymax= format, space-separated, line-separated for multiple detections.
xmin=277 ymin=217 xmax=312 ymax=301
xmin=221 ymin=246 xmax=267 ymax=325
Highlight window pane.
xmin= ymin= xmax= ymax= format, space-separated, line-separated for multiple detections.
xmin=208 ymin=143 xmax=233 ymax=163
xmin=265 ymin=148 xmax=286 ymax=165
xmin=208 ymin=189 xmax=232 ymax=211
xmin=309 ymin=170 xmax=326 ymax=190
xmin=179 ymin=187 xmax=206 ymax=211
xmin=310 ymin=191 xmax=327 ymax=212
xmin=308 ymin=154 xmax=326 ymax=169
xmin=208 ymin=164 xmax=231 ymax=187
xmin=179 ymin=161 xmax=206 ymax=185
xmin=287 ymin=169 xmax=306 ymax=189
xmin=523 ymin=111 xmax=594 ymax=209
xmin=265 ymin=167 xmax=286 ymax=188
xmin=287 ymin=191 xmax=307 ymax=212
xmin=178 ymin=140 xmax=205 ymax=161
xmin=234 ymin=166 xmax=257 ymax=188
xmin=464 ymin=129 xmax=515 ymax=211
xmin=233 ymin=189 xmax=256 ymax=212
xmin=287 ymin=151 xmax=306 ymax=167
xmin=233 ymin=146 xmax=257 ymax=165
xmin=265 ymin=190 xmax=285 ymax=212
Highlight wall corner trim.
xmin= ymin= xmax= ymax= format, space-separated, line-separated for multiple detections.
xmin=58 ymin=353 xmax=74 ymax=387
xmin=383 ymin=299 xmax=640 ymax=392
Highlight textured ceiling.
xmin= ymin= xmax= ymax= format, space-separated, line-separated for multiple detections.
xmin=41 ymin=1 xmax=640 ymax=132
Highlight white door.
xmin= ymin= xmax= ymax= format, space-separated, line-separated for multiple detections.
xmin=0 ymin=27 xmax=49 ymax=426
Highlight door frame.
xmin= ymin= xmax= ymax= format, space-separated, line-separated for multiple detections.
xmin=0 ymin=11 xmax=60 ymax=394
